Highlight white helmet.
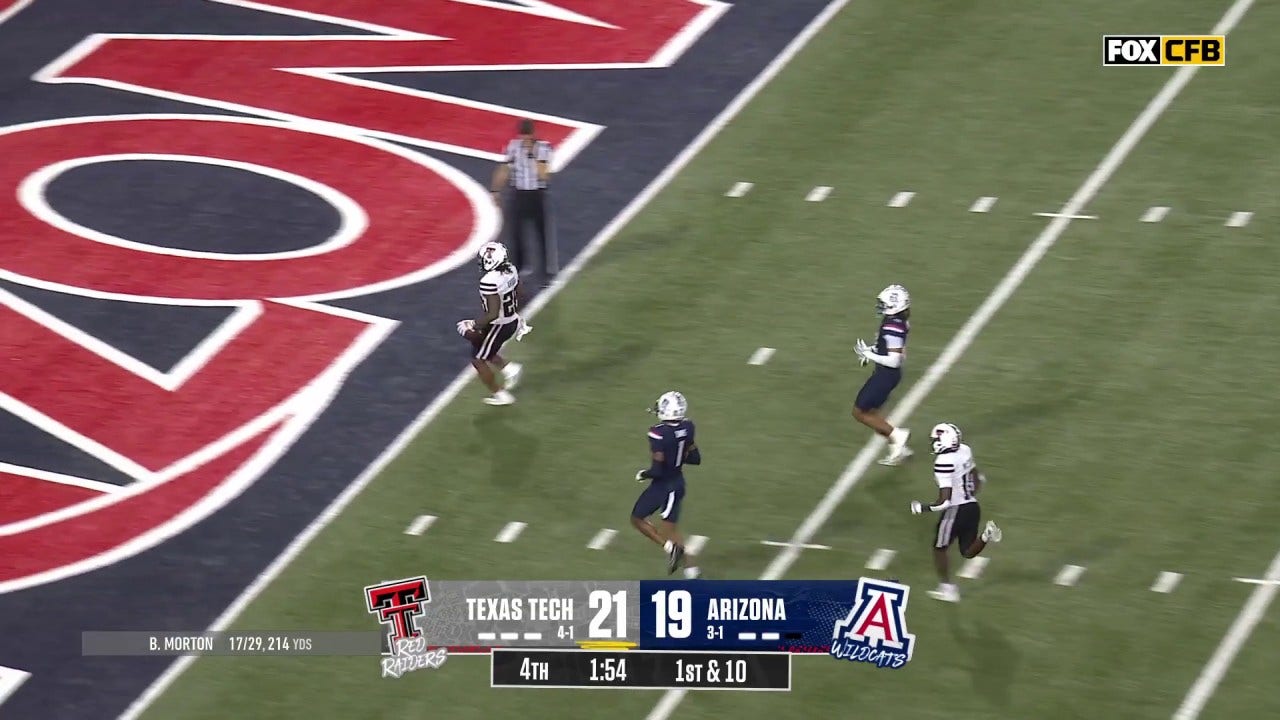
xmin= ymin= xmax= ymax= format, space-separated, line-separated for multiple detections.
xmin=478 ymin=241 xmax=508 ymax=272
xmin=654 ymin=391 xmax=688 ymax=422
xmin=930 ymin=422 xmax=962 ymax=454
xmin=876 ymin=284 xmax=910 ymax=316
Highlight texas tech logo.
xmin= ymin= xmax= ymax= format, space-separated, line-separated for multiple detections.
xmin=364 ymin=576 xmax=447 ymax=678
xmin=829 ymin=578 xmax=915 ymax=669
xmin=1103 ymin=35 xmax=1225 ymax=66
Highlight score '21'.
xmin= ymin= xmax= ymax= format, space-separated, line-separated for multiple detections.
xmin=588 ymin=590 xmax=627 ymax=639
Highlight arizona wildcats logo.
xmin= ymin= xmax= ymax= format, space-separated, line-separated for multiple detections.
xmin=829 ymin=578 xmax=915 ymax=669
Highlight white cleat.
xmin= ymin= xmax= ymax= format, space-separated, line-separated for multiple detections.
xmin=982 ymin=521 xmax=1002 ymax=543
xmin=927 ymin=583 xmax=960 ymax=603
xmin=878 ymin=445 xmax=914 ymax=466
xmin=483 ymin=390 xmax=516 ymax=406
xmin=878 ymin=428 xmax=912 ymax=466
xmin=502 ymin=362 xmax=523 ymax=391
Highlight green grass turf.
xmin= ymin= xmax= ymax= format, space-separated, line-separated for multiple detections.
xmin=141 ymin=0 xmax=1280 ymax=718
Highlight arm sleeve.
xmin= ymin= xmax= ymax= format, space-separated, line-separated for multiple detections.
xmin=502 ymin=141 xmax=515 ymax=164
xmin=537 ymin=142 xmax=553 ymax=163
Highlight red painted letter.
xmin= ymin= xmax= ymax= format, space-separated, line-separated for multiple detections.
xmin=43 ymin=0 xmax=722 ymax=161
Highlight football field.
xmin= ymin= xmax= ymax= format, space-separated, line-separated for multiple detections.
xmin=132 ymin=0 xmax=1279 ymax=718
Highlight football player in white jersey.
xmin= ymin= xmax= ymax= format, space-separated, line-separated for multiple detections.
xmin=456 ymin=242 xmax=530 ymax=406
xmin=909 ymin=423 xmax=1002 ymax=602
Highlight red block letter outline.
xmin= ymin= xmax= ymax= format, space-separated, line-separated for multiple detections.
xmin=36 ymin=0 xmax=730 ymax=168
xmin=0 ymin=113 xmax=492 ymax=593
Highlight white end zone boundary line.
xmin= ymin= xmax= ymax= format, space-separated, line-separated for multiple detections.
xmin=1174 ymin=546 xmax=1280 ymax=720
xmin=643 ymin=0 xmax=1257 ymax=718
xmin=118 ymin=0 xmax=856 ymax=717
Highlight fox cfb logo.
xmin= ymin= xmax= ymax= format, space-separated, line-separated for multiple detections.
xmin=1103 ymin=36 xmax=1226 ymax=66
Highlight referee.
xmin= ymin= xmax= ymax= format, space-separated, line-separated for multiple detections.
xmin=491 ymin=119 xmax=557 ymax=285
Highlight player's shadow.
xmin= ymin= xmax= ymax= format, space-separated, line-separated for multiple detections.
xmin=471 ymin=410 xmax=540 ymax=488
xmin=947 ymin=610 xmax=1020 ymax=709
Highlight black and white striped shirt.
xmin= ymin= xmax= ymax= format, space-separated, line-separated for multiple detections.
xmin=503 ymin=138 xmax=553 ymax=190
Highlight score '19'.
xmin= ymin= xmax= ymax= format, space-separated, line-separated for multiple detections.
xmin=651 ymin=590 xmax=692 ymax=639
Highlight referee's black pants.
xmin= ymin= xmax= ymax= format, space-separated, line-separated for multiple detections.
xmin=507 ymin=189 xmax=558 ymax=281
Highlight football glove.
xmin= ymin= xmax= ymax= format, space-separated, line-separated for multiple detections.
xmin=855 ymin=338 xmax=872 ymax=366
xmin=635 ymin=469 xmax=649 ymax=482
xmin=456 ymin=319 xmax=475 ymax=336
xmin=910 ymin=500 xmax=924 ymax=515
xmin=515 ymin=319 xmax=533 ymax=342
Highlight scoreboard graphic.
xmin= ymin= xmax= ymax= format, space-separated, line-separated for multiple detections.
xmin=80 ymin=577 xmax=914 ymax=691
xmin=412 ymin=580 xmax=861 ymax=651
xmin=386 ymin=578 xmax=908 ymax=690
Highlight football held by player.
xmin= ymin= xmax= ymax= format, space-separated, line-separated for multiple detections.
xmin=455 ymin=242 xmax=531 ymax=406
xmin=630 ymin=391 xmax=702 ymax=579
xmin=853 ymin=284 xmax=914 ymax=466
xmin=910 ymin=423 xmax=1003 ymax=603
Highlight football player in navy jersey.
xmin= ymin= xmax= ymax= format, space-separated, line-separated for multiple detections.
xmin=631 ymin=391 xmax=702 ymax=578
xmin=853 ymin=284 xmax=914 ymax=465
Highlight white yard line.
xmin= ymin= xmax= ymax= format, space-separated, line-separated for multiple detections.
xmin=118 ymin=1 xmax=855 ymax=715
xmin=1175 ymin=546 xmax=1280 ymax=719
xmin=805 ymin=185 xmax=832 ymax=202
xmin=494 ymin=521 xmax=527 ymax=544
xmin=747 ymin=347 xmax=776 ymax=365
xmin=969 ymin=196 xmax=997 ymax=213
xmin=887 ymin=191 xmax=915 ymax=207
xmin=403 ymin=514 xmax=436 ymax=536
xmin=646 ymin=2 xmax=1253 ymax=715
xmin=761 ymin=540 xmax=831 ymax=551
xmin=1034 ymin=211 xmax=1098 ymax=220
xmin=865 ymin=548 xmax=895 ymax=571
xmin=725 ymin=181 xmax=753 ymax=197
xmin=587 ymin=528 xmax=617 ymax=550
xmin=1141 ymin=206 xmax=1170 ymax=223
xmin=1224 ymin=211 xmax=1252 ymax=228
xmin=1054 ymin=564 xmax=1085 ymax=587
xmin=1151 ymin=571 xmax=1183 ymax=593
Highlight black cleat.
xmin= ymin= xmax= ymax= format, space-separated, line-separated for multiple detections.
xmin=667 ymin=544 xmax=685 ymax=575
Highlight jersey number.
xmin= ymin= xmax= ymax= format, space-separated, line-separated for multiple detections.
xmin=673 ymin=440 xmax=685 ymax=468
xmin=501 ymin=292 xmax=518 ymax=316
